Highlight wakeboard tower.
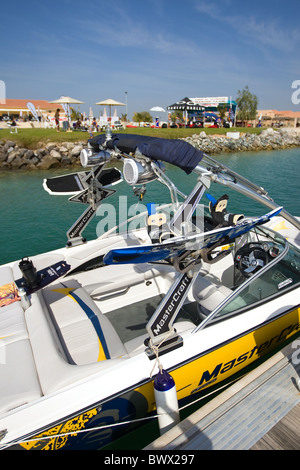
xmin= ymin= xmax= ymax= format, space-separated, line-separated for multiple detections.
xmin=44 ymin=157 xmax=122 ymax=247
xmin=43 ymin=166 xmax=122 ymax=196
xmin=44 ymin=131 xmax=288 ymax=354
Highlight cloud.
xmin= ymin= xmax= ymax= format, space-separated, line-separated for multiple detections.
xmin=237 ymin=17 xmax=299 ymax=53
xmin=74 ymin=5 xmax=196 ymax=56
xmin=194 ymin=1 xmax=299 ymax=53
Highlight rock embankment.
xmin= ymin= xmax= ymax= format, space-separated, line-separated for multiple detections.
xmin=0 ymin=128 xmax=299 ymax=170
xmin=0 ymin=141 xmax=85 ymax=170
xmin=183 ymin=128 xmax=300 ymax=155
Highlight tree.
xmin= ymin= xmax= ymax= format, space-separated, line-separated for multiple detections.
xmin=71 ymin=108 xmax=81 ymax=121
xmin=236 ymin=86 xmax=258 ymax=125
xmin=132 ymin=111 xmax=153 ymax=126
xmin=217 ymin=104 xmax=227 ymax=122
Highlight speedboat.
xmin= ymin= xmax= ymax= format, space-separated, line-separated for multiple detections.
xmin=0 ymin=132 xmax=299 ymax=450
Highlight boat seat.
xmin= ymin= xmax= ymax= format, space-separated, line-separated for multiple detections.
xmin=193 ymin=274 xmax=233 ymax=319
xmin=77 ymin=263 xmax=176 ymax=298
xmin=41 ymin=281 xmax=127 ymax=365
xmin=0 ymin=266 xmax=14 ymax=286
xmin=0 ymin=266 xmax=42 ymax=414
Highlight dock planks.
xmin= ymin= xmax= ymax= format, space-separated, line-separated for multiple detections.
xmin=251 ymin=402 xmax=300 ymax=450
xmin=145 ymin=342 xmax=300 ymax=451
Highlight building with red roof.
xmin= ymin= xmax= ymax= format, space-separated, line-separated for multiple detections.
xmin=0 ymin=99 xmax=64 ymax=120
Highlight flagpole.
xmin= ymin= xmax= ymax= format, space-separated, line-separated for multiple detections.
xmin=125 ymin=91 xmax=128 ymax=121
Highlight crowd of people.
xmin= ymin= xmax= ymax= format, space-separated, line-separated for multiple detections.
xmin=4 ymin=111 xmax=239 ymax=133
xmin=2 ymin=110 xmax=106 ymax=136
xmin=166 ymin=112 xmax=233 ymax=129
xmin=52 ymin=111 xmax=104 ymax=136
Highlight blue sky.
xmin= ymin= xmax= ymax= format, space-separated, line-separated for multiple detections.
xmin=1 ymin=0 xmax=299 ymax=118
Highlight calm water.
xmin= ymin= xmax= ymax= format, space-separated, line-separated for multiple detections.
xmin=0 ymin=147 xmax=299 ymax=265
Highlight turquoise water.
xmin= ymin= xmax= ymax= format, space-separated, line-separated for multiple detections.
xmin=0 ymin=147 xmax=299 ymax=265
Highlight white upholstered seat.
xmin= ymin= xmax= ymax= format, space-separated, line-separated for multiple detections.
xmin=193 ymin=275 xmax=233 ymax=319
xmin=42 ymin=282 xmax=127 ymax=365
xmin=0 ymin=266 xmax=42 ymax=414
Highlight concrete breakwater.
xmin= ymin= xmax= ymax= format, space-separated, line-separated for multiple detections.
xmin=0 ymin=128 xmax=300 ymax=171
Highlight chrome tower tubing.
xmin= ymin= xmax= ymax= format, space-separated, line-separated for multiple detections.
xmin=193 ymin=163 xmax=300 ymax=231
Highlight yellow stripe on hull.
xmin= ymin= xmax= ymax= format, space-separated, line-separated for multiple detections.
xmin=138 ymin=306 xmax=300 ymax=412
xmin=19 ymin=306 xmax=300 ymax=450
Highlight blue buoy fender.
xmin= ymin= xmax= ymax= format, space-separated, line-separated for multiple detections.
xmin=154 ymin=368 xmax=175 ymax=391
xmin=154 ymin=369 xmax=180 ymax=435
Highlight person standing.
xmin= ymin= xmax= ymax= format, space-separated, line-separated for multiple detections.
xmin=55 ymin=108 xmax=60 ymax=132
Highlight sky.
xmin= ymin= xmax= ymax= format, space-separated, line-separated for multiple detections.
xmin=1 ymin=0 xmax=300 ymax=118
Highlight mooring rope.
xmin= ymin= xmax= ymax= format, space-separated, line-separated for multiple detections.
xmin=0 ymin=373 xmax=245 ymax=449
xmin=149 ymin=330 xmax=175 ymax=378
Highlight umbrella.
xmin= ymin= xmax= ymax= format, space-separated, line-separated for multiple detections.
xmin=95 ymin=99 xmax=125 ymax=120
xmin=150 ymin=106 xmax=165 ymax=112
xmin=49 ymin=96 xmax=85 ymax=105
xmin=49 ymin=96 xmax=85 ymax=130
xmin=150 ymin=106 xmax=165 ymax=125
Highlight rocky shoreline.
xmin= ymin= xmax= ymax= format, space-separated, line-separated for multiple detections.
xmin=0 ymin=141 xmax=85 ymax=170
xmin=0 ymin=128 xmax=299 ymax=171
xmin=184 ymin=127 xmax=300 ymax=155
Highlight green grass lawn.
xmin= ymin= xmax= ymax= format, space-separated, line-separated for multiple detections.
xmin=0 ymin=126 xmax=265 ymax=149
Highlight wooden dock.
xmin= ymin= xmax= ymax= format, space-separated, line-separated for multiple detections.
xmin=144 ymin=342 xmax=300 ymax=450
xmin=251 ymin=402 xmax=300 ymax=450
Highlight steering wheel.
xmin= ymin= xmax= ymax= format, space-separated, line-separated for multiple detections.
xmin=235 ymin=243 xmax=268 ymax=278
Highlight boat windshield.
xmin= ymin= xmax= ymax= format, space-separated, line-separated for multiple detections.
xmin=199 ymin=227 xmax=300 ymax=326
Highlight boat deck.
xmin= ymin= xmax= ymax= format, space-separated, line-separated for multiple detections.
xmin=144 ymin=341 xmax=300 ymax=450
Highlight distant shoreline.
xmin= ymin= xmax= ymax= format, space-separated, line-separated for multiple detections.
xmin=0 ymin=128 xmax=299 ymax=171
xmin=184 ymin=128 xmax=300 ymax=155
